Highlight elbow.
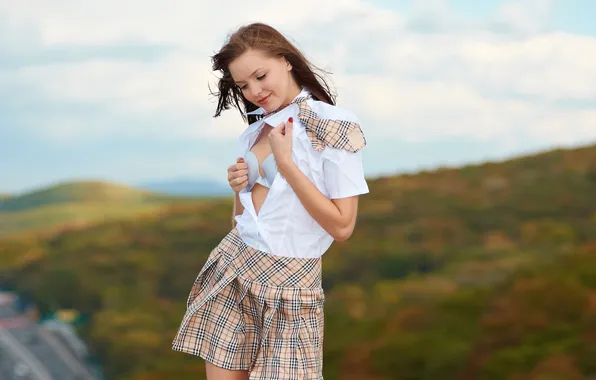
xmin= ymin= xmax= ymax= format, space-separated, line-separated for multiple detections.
xmin=333 ymin=225 xmax=354 ymax=242
xmin=329 ymin=206 xmax=359 ymax=242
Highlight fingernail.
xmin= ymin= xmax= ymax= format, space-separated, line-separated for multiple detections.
xmin=288 ymin=117 xmax=293 ymax=123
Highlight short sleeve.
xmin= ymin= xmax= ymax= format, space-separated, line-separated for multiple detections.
xmin=322 ymin=147 xmax=369 ymax=199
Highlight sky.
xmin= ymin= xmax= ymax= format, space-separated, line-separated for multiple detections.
xmin=1 ymin=0 xmax=595 ymax=194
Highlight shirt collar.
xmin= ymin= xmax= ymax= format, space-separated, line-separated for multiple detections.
xmin=238 ymin=87 xmax=311 ymax=144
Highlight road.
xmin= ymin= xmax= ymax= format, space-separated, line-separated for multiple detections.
xmin=0 ymin=292 xmax=98 ymax=379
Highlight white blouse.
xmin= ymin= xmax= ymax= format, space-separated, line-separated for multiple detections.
xmin=234 ymin=88 xmax=369 ymax=258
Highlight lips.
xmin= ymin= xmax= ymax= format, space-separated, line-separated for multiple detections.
xmin=257 ymin=94 xmax=271 ymax=104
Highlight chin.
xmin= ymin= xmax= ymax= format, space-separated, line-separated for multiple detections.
xmin=268 ymin=99 xmax=285 ymax=112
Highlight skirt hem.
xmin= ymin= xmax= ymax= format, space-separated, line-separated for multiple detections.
xmin=171 ymin=346 xmax=251 ymax=372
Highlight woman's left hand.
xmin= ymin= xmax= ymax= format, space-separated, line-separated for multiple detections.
xmin=268 ymin=117 xmax=294 ymax=169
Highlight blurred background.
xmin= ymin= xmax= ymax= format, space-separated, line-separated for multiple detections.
xmin=1 ymin=0 xmax=595 ymax=379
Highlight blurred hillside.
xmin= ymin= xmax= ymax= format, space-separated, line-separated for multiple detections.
xmin=0 ymin=143 xmax=594 ymax=379
xmin=0 ymin=181 xmax=207 ymax=236
xmin=0 ymin=181 xmax=168 ymax=212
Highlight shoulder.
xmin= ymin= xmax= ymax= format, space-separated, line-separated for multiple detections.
xmin=306 ymin=97 xmax=367 ymax=155
xmin=308 ymin=98 xmax=360 ymax=124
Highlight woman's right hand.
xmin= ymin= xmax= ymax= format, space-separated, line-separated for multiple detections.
xmin=228 ymin=157 xmax=248 ymax=193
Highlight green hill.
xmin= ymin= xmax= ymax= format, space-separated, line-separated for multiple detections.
xmin=0 ymin=181 xmax=170 ymax=212
xmin=0 ymin=201 xmax=176 ymax=237
xmin=0 ymin=181 xmax=208 ymax=236
xmin=0 ymin=144 xmax=595 ymax=380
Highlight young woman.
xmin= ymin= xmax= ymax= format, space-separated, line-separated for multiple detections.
xmin=172 ymin=22 xmax=369 ymax=380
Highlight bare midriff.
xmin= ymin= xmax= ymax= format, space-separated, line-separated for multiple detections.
xmin=251 ymin=183 xmax=269 ymax=215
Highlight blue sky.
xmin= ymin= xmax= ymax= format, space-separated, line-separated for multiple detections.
xmin=372 ymin=0 xmax=596 ymax=35
xmin=1 ymin=0 xmax=595 ymax=194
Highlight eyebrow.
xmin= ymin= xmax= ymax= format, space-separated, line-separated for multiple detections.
xmin=234 ymin=67 xmax=263 ymax=85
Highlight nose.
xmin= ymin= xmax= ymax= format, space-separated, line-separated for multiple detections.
xmin=249 ymin=83 xmax=262 ymax=99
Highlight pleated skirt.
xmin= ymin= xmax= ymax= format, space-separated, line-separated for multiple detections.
xmin=172 ymin=228 xmax=325 ymax=379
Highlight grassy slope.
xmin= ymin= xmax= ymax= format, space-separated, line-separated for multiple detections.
xmin=0 ymin=144 xmax=595 ymax=379
xmin=0 ymin=202 xmax=170 ymax=237
xmin=0 ymin=181 xmax=211 ymax=236
xmin=0 ymin=180 xmax=170 ymax=212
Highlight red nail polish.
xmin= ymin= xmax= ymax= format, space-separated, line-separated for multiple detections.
xmin=288 ymin=117 xmax=293 ymax=123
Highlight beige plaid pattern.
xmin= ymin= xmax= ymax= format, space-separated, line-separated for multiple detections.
xmin=264 ymin=94 xmax=366 ymax=153
xmin=172 ymin=228 xmax=325 ymax=379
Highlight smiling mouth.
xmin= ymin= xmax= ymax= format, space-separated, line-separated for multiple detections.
xmin=258 ymin=95 xmax=271 ymax=104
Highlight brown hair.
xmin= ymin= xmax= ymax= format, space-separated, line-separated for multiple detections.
xmin=210 ymin=22 xmax=336 ymax=124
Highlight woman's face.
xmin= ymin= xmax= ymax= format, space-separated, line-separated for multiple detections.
xmin=229 ymin=49 xmax=301 ymax=113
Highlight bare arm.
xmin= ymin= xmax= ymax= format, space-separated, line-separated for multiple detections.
xmin=278 ymin=161 xmax=359 ymax=242
xmin=232 ymin=191 xmax=245 ymax=228
xmin=228 ymin=157 xmax=248 ymax=228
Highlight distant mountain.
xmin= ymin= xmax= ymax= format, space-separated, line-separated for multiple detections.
xmin=0 ymin=180 xmax=169 ymax=213
xmin=136 ymin=178 xmax=232 ymax=197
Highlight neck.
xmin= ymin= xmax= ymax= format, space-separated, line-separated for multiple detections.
xmin=282 ymin=82 xmax=302 ymax=107
xmin=264 ymin=83 xmax=303 ymax=116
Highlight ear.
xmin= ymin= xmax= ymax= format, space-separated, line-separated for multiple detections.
xmin=283 ymin=56 xmax=292 ymax=71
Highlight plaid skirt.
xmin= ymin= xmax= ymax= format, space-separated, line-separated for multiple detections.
xmin=172 ymin=228 xmax=325 ymax=380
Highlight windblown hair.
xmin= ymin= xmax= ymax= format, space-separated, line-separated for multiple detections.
xmin=210 ymin=22 xmax=336 ymax=124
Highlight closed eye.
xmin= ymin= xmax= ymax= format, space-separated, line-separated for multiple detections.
xmin=237 ymin=73 xmax=266 ymax=90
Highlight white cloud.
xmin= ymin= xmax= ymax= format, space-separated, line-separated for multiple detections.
xmin=491 ymin=0 xmax=552 ymax=34
xmin=13 ymin=53 xmax=211 ymax=111
xmin=1 ymin=0 xmax=595 ymax=150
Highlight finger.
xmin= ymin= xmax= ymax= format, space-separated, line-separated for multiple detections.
xmin=233 ymin=176 xmax=248 ymax=186
xmin=237 ymin=157 xmax=244 ymax=163
xmin=236 ymin=163 xmax=248 ymax=170
xmin=234 ymin=169 xmax=248 ymax=178
xmin=269 ymin=124 xmax=282 ymax=138
xmin=281 ymin=117 xmax=292 ymax=135
xmin=236 ymin=179 xmax=247 ymax=190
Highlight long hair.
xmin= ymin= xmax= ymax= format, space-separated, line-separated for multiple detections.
xmin=210 ymin=23 xmax=336 ymax=124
